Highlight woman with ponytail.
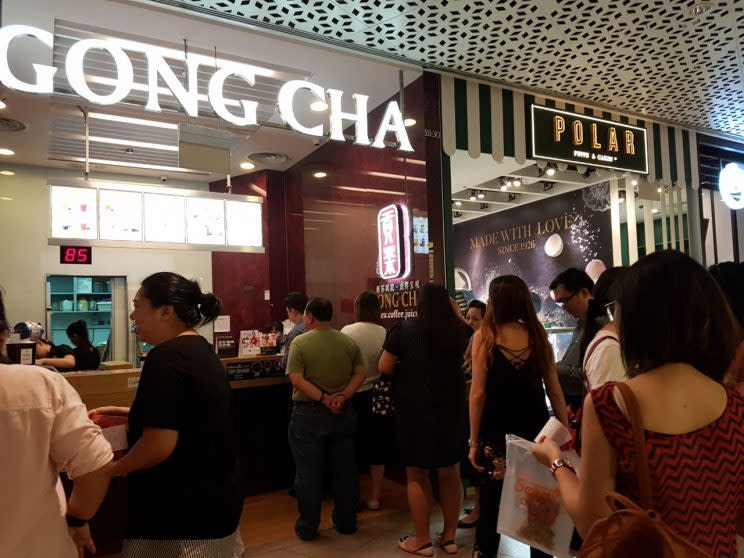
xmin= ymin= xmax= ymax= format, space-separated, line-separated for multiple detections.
xmin=578 ymin=267 xmax=629 ymax=390
xmin=66 ymin=320 xmax=101 ymax=371
xmin=91 ymin=272 xmax=243 ymax=557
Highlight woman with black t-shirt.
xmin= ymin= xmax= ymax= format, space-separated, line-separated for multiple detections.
xmin=66 ymin=321 xmax=101 ymax=371
xmin=35 ymin=338 xmax=76 ymax=370
xmin=89 ymin=272 xmax=243 ymax=558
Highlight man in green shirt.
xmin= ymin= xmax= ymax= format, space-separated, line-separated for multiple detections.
xmin=286 ymin=297 xmax=366 ymax=541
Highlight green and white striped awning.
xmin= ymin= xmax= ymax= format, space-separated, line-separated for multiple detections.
xmin=441 ymin=76 xmax=700 ymax=189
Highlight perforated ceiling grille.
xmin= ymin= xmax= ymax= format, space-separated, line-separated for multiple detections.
xmin=143 ymin=0 xmax=744 ymax=138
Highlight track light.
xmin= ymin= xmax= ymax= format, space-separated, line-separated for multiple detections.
xmin=631 ymin=177 xmax=639 ymax=187
xmin=500 ymin=184 xmax=508 ymax=192
xmin=453 ymin=211 xmax=463 ymax=218
xmin=476 ymin=190 xmax=485 ymax=200
xmin=505 ymin=179 xmax=513 ymax=188
xmin=508 ymin=193 xmax=517 ymax=202
xmin=545 ymin=163 xmax=557 ymax=177
xmin=512 ymin=178 xmax=521 ymax=187
xmin=543 ymin=182 xmax=554 ymax=192
xmin=651 ymin=208 xmax=659 ymax=214
xmin=480 ymin=202 xmax=489 ymax=210
xmin=454 ymin=200 xmax=462 ymax=206
xmin=469 ymin=191 xmax=477 ymax=201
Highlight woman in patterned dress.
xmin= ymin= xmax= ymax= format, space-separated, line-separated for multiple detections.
xmin=534 ymin=250 xmax=744 ymax=557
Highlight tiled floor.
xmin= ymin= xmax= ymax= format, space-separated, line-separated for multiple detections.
xmin=241 ymin=479 xmax=533 ymax=558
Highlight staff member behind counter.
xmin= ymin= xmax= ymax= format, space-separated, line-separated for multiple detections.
xmin=35 ymin=320 xmax=101 ymax=371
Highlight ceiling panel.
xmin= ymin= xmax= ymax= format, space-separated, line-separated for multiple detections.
xmin=143 ymin=0 xmax=744 ymax=138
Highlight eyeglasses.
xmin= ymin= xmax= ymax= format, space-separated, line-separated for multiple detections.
xmin=554 ymin=292 xmax=577 ymax=307
xmin=605 ymin=301 xmax=617 ymax=322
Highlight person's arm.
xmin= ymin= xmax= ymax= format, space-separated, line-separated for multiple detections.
xmin=468 ymin=330 xmax=486 ymax=472
xmin=378 ymin=351 xmax=397 ymax=375
xmin=111 ymin=428 xmax=178 ymax=476
xmin=533 ymin=392 xmax=616 ymax=536
xmin=38 ymin=354 xmax=76 ymax=369
xmin=543 ymin=363 xmax=569 ymax=426
xmin=88 ymin=406 xmax=130 ymax=417
xmin=66 ymin=461 xmax=114 ymax=520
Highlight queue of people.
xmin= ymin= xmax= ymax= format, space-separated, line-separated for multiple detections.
xmin=2 ymin=250 xmax=744 ymax=557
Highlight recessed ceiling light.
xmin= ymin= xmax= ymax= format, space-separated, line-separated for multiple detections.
xmin=651 ymin=208 xmax=659 ymax=214
xmin=0 ymin=100 xmax=6 ymax=110
xmin=0 ymin=170 xmax=14 ymax=176
xmin=512 ymin=179 xmax=521 ymax=187
xmin=545 ymin=164 xmax=557 ymax=177
xmin=454 ymin=200 xmax=462 ymax=206
xmin=657 ymin=187 xmax=663 ymax=193
xmin=500 ymin=185 xmax=508 ymax=192
xmin=0 ymin=196 xmax=12 ymax=201
xmin=0 ymin=148 xmax=15 ymax=156
xmin=468 ymin=193 xmax=477 ymax=201
xmin=313 ymin=171 xmax=327 ymax=179
xmin=311 ymin=100 xmax=328 ymax=112
xmin=689 ymin=2 xmax=712 ymax=17
xmin=240 ymin=161 xmax=255 ymax=170
xmin=477 ymin=191 xmax=485 ymax=200
xmin=404 ymin=118 xmax=416 ymax=127
xmin=631 ymin=178 xmax=639 ymax=186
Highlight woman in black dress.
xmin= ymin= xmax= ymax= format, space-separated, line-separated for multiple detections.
xmin=379 ymin=283 xmax=471 ymax=556
xmin=468 ymin=276 xmax=568 ymax=558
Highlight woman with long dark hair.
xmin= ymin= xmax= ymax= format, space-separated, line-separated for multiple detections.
xmin=469 ymin=275 xmax=568 ymax=558
xmin=91 ymin=272 xmax=243 ymax=558
xmin=578 ymin=267 xmax=628 ymax=390
xmin=534 ymin=251 xmax=744 ymax=557
xmin=379 ymin=283 xmax=471 ymax=556
xmin=66 ymin=320 xmax=101 ymax=371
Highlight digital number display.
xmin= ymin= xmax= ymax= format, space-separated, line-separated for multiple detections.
xmin=59 ymin=246 xmax=92 ymax=264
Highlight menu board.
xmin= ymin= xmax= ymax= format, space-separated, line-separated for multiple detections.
xmin=225 ymin=200 xmax=262 ymax=247
xmin=413 ymin=216 xmax=429 ymax=254
xmin=99 ymin=190 xmax=143 ymax=241
xmin=50 ymin=186 xmax=98 ymax=239
xmin=186 ymin=197 xmax=225 ymax=244
xmin=144 ymin=193 xmax=185 ymax=243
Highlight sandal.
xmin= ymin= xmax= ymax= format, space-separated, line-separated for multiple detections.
xmin=435 ymin=532 xmax=459 ymax=555
xmin=398 ymin=536 xmax=434 ymax=556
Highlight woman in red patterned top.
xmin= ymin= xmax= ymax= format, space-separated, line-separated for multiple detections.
xmin=533 ymin=250 xmax=744 ymax=557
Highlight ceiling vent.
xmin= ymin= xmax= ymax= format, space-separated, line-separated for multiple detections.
xmin=0 ymin=118 xmax=26 ymax=132
xmin=248 ymin=152 xmax=289 ymax=165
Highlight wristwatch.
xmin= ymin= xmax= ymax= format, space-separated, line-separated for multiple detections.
xmin=550 ymin=458 xmax=575 ymax=478
xmin=65 ymin=513 xmax=88 ymax=528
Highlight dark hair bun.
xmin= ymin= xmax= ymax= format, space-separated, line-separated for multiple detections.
xmin=199 ymin=292 xmax=221 ymax=322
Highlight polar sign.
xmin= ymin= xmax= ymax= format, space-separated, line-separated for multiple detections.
xmin=531 ymin=105 xmax=648 ymax=174
xmin=377 ymin=204 xmax=411 ymax=280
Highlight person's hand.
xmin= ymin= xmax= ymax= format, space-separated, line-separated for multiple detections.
xmin=468 ymin=447 xmax=484 ymax=473
xmin=69 ymin=524 xmax=95 ymax=557
xmin=35 ymin=358 xmax=47 ymax=366
xmin=88 ymin=406 xmax=129 ymax=418
xmin=450 ymin=297 xmax=465 ymax=321
xmin=323 ymin=393 xmax=345 ymax=414
xmin=532 ymin=436 xmax=563 ymax=468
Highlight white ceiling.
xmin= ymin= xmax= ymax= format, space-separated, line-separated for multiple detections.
xmin=140 ymin=0 xmax=744 ymax=139
xmin=0 ymin=0 xmax=420 ymax=181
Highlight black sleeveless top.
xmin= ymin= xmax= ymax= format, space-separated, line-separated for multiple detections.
xmin=479 ymin=347 xmax=549 ymax=454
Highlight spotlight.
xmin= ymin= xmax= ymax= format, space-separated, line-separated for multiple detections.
xmin=0 ymin=170 xmax=14 ymax=176
xmin=311 ymin=100 xmax=328 ymax=112
xmin=505 ymin=179 xmax=513 ymax=188
xmin=512 ymin=178 xmax=521 ymax=187
xmin=631 ymin=178 xmax=639 ymax=187
xmin=454 ymin=200 xmax=462 ymax=207
xmin=657 ymin=187 xmax=663 ymax=193
xmin=404 ymin=118 xmax=416 ymax=127
xmin=0 ymin=148 xmax=15 ymax=156
xmin=313 ymin=171 xmax=327 ymax=178
xmin=545 ymin=163 xmax=557 ymax=177
xmin=476 ymin=191 xmax=485 ymax=200
xmin=469 ymin=191 xmax=477 ymax=201
xmin=240 ymin=161 xmax=255 ymax=170
xmin=500 ymin=185 xmax=508 ymax=192
xmin=651 ymin=208 xmax=659 ymax=214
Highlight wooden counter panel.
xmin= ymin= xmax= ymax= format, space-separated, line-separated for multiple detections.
xmin=63 ymin=370 xmax=141 ymax=409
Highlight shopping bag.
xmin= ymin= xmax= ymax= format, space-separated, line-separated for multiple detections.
xmin=497 ymin=434 xmax=579 ymax=558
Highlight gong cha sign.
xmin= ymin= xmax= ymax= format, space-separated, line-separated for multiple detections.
xmin=377 ymin=203 xmax=412 ymax=280
xmin=0 ymin=25 xmax=413 ymax=151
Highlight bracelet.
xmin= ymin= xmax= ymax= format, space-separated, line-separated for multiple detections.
xmin=65 ymin=513 xmax=88 ymax=527
xmin=467 ymin=439 xmax=480 ymax=449
xmin=550 ymin=458 xmax=576 ymax=478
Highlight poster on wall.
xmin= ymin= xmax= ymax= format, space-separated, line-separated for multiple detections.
xmin=453 ymin=184 xmax=612 ymax=327
xmin=225 ymin=200 xmax=262 ymax=247
xmin=144 ymin=193 xmax=185 ymax=243
xmin=99 ymin=189 xmax=143 ymax=241
xmin=187 ymin=197 xmax=225 ymax=245
xmin=50 ymin=186 xmax=97 ymax=240
xmin=412 ymin=216 xmax=429 ymax=254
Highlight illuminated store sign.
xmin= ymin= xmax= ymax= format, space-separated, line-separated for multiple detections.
xmin=0 ymin=25 xmax=413 ymax=151
xmin=531 ymin=105 xmax=648 ymax=174
xmin=719 ymin=163 xmax=744 ymax=210
xmin=377 ymin=203 xmax=411 ymax=280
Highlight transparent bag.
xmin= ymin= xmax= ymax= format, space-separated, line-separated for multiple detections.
xmin=497 ymin=434 xmax=580 ymax=558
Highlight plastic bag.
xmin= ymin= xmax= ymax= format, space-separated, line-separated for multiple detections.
xmin=497 ymin=434 xmax=580 ymax=558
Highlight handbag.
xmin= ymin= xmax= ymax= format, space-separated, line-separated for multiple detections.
xmin=371 ymin=376 xmax=395 ymax=416
xmin=579 ymin=382 xmax=712 ymax=558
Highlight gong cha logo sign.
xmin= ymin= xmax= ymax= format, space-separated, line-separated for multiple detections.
xmin=719 ymin=163 xmax=744 ymax=210
xmin=377 ymin=203 xmax=411 ymax=280
xmin=0 ymin=25 xmax=413 ymax=151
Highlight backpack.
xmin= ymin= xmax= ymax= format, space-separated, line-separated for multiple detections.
xmin=579 ymin=382 xmax=713 ymax=558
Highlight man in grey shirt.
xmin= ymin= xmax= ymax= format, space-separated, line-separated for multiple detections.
xmin=280 ymin=292 xmax=309 ymax=371
xmin=549 ymin=268 xmax=594 ymax=409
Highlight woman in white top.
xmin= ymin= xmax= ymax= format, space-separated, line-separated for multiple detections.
xmin=342 ymin=291 xmax=388 ymax=510
xmin=579 ymin=267 xmax=629 ymax=390
xmin=0 ymin=291 xmax=113 ymax=558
